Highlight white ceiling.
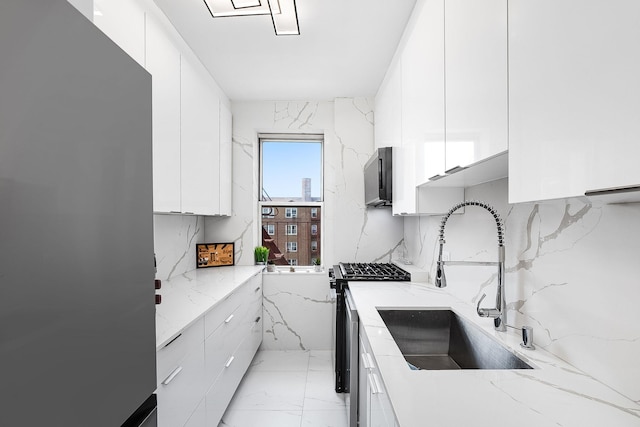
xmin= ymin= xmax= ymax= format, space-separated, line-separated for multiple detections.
xmin=153 ymin=0 xmax=417 ymax=101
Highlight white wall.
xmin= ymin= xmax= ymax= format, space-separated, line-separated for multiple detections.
xmin=204 ymin=98 xmax=405 ymax=266
xmin=404 ymin=178 xmax=640 ymax=402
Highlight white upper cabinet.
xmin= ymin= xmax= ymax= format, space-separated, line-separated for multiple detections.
xmin=219 ymin=102 xmax=233 ymax=216
xmin=393 ymin=0 xmax=453 ymax=216
xmin=93 ymin=0 xmax=233 ymax=215
xmin=444 ymin=0 xmax=508 ymax=171
xmin=180 ymin=55 xmax=221 ymax=216
xmin=93 ymin=0 xmax=145 ymax=66
xmin=374 ymin=61 xmax=402 ymax=150
xmin=509 ymin=0 xmax=640 ymax=203
xmin=146 ymin=12 xmax=181 ymax=213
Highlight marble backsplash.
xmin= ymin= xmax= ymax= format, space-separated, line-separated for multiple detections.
xmin=153 ymin=214 xmax=204 ymax=281
xmin=403 ymin=178 xmax=640 ymax=403
xmin=204 ymin=98 xmax=405 ymax=266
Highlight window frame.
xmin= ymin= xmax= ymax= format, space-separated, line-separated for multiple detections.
xmin=259 ymin=134 xmax=324 ymax=268
xmin=286 ymin=224 xmax=298 ymax=235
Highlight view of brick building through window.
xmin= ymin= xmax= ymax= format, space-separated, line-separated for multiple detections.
xmin=260 ymin=137 xmax=323 ymax=266
xmin=261 ymin=205 xmax=321 ymax=266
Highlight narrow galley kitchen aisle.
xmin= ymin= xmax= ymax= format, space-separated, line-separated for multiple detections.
xmin=219 ymin=350 xmax=348 ymax=427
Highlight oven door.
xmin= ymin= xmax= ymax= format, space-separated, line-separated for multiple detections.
xmin=344 ymin=289 xmax=359 ymax=427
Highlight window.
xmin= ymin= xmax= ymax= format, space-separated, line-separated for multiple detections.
xmin=311 ymin=241 xmax=318 ymax=251
xmin=260 ymin=135 xmax=323 ymax=266
xmin=286 ymin=224 xmax=298 ymax=235
xmin=262 ymin=207 xmax=275 ymax=218
xmin=285 ymin=208 xmax=298 ymax=218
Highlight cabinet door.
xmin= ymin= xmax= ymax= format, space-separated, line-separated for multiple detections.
xmin=374 ymin=61 xmax=402 ymax=150
xmin=394 ymin=0 xmax=446 ymax=216
xmin=219 ymin=102 xmax=233 ymax=216
xmin=146 ymin=13 xmax=181 ymax=213
xmin=92 ymin=0 xmax=145 ymax=66
xmin=445 ymin=0 xmax=507 ymax=170
xmin=509 ymin=0 xmax=640 ymax=203
xmin=180 ymin=55 xmax=221 ymax=215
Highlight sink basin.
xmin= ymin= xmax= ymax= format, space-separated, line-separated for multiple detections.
xmin=377 ymin=309 xmax=533 ymax=370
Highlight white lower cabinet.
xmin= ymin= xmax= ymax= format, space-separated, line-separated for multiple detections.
xmin=206 ymin=306 xmax=263 ymax=425
xmin=156 ymin=319 xmax=206 ymax=427
xmin=156 ymin=274 xmax=262 ymax=427
xmin=359 ymin=327 xmax=398 ymax=427
xmin=184 ymin=399 xmax=206 ymax=427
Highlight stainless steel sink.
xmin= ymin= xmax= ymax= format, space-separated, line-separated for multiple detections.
xmin=377 ymin=309 xmax=533 ymax=370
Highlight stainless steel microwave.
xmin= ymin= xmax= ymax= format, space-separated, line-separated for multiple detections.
xmin=364 ymin=147 xmax=393 ymax=207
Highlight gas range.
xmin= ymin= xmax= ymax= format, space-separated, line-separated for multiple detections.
xmin=329 ymin=262 xmax=411 ymax=288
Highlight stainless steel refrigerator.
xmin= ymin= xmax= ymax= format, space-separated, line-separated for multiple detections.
xmin=0 ymin=1 xmax=157 ymax=425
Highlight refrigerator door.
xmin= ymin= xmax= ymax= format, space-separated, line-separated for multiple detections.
xmin=0 ymin=1 xmax=156 ymax=425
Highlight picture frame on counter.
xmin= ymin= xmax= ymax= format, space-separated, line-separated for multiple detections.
xmin=196 ymin=242 xmax=235 ymax=268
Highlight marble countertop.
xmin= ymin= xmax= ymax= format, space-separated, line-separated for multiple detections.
xmin=155 ymin=266 xmax=264 ymax=350
xmin=348 ymin=281 xmax=640 ymax=427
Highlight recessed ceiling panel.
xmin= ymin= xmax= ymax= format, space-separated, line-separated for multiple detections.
xmin=203 ymin=0 xmax=270 ymax=17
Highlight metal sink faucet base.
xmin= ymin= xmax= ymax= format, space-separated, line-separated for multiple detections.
xmin=435 ymin=201 xmax=507 ymax=332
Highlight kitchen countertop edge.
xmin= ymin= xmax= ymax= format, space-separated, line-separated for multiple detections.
xmin=348 ymin=281 xmax=640 ymax=427
xmin=155 ymin=265 xmax=264 ymax=350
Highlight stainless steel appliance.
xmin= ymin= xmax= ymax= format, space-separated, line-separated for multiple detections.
xmin=0 ymin=1 xmax=157 ymax=425
xmin=364 ymin=147 xmax=393 ymax=207
xmin=329 ymin=263 xmax=411 ymax=426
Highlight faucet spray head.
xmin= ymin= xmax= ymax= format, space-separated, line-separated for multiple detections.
xmin=435 ymin=261 xmax=447 ymax=288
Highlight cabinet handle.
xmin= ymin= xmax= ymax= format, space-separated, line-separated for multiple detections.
xmin=183 ymin=211 xmax=195 ymax=215
xmin=225 ymin=356 xmax=235 ymax=368
xmin=254 ymin=287 xmax=261 ymax=293
xmin=224 ymin=314 xmax=234 ymax=323
xmin=585 ymin=184 xmax=640 ymax=197
xmin=368 ymin=373 xmax=382 ymax=394
xmin=255 ymin=316 xmax=261 ymax=323
xmin=162 ymin=366 xmax=183 ymax=385
xmin=361 ymin=353 xmax=373 ymax=370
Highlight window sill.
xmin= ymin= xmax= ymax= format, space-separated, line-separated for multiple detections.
xmin=263 ymin=267 xmax=325 ymax=274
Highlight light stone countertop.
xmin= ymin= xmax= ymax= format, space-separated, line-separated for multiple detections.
xmin=155 ymin=266 xmax=264 ymax=350
xmin=348 ymin=281 xmax=640 ymax=427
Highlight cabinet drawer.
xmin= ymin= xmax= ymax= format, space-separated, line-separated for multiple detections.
xmin=204 ymin=274 xmax=262 ymax=338
xmin=157 ymin=341 xmax=206 ymax=427
xmin=184 ymin=398 xmax=206 ymax=427
xmin=157 ymin=318 xmax=204 ymax=386
xmin=206 ymin=309 xmax=262 ymax=426
xmin=204 ymin=304 xmax=246 ymax=385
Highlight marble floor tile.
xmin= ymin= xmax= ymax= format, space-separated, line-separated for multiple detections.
xmin=226 ymin=370 xmax=307 ymax=411
xmin=308 ymin=350 xmax=333 ymax=372
xmin=249 ymin=349 xmax=311 ymax=372
xmin=221 ymin=350 xmax=348 ymax=427
xmin=301 ymin=409 xmax=348 ymax=427
xmin=303 ymin=370 xmax=346 ymax=410
xmin=219 ymin=409 xmax=303 ymax=427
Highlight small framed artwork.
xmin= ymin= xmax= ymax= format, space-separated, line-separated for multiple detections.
xmin=196 ymin=242 xmax=235 ymax=268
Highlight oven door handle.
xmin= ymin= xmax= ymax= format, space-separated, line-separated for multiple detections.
xmin=345 ymin=289 xmax=357 ymax=316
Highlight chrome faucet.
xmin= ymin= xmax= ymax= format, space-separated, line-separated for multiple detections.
xmin=435 ymin=201 xmax=507 ymax=332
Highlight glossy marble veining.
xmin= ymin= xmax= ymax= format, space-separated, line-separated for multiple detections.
xmin=349 ymin=281 xmax=640 ymax=427
xmin=155 ymin=266 xmax=263 ymax=349
xmin=204 ymin=99 xmax=405 ymax=268
xmin=219 ymin=350 xmax=347 ymax=427
xmin=404 ymin=178 xmax=640 ymax=403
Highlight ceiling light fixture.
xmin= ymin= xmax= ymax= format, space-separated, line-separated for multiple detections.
xmin=203 ymin=0 xmax=299 ymax=36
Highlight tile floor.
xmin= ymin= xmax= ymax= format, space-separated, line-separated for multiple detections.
xmin=218 ymin=350 xmax=348 ymax=427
